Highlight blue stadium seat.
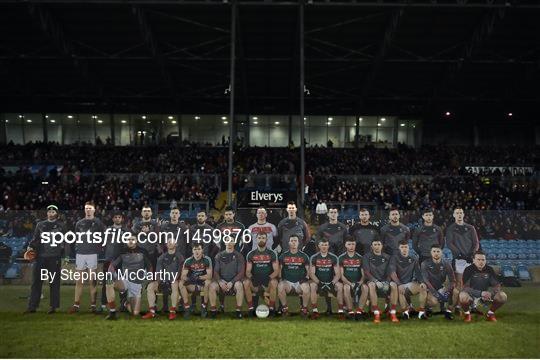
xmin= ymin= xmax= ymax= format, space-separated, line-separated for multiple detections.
xmin=501 ymin=264 xmax=515 ymax=278
xmin=517 ymin=264 xmax=531 ymax=281
xmin=4 ymin=263 xmax=21 ymax=279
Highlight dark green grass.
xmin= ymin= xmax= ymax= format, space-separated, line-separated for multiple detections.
xmin=0 ymin=284 xmax=539 ymax=358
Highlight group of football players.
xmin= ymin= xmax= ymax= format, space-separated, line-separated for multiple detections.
xmin=25 ymin=201 xmax=507 ymax=323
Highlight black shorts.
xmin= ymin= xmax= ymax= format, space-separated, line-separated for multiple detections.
xmin=317 ymin=282 xmax=337 ymax=296
xmin=252 ymin=277 xmax=270 ymax=288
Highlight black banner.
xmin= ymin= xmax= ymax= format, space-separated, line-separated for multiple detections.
xmin=237 ymin=189 xmax=297 ymax=208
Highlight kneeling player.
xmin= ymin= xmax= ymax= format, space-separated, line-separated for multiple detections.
xmin=277 ymin=235 xmax=310 ymax=317
xmin=389 ymin=239 xmax=427 ymax=320
xmin=339 ymin=236 xmax=368 ymax=320
xmin=243 ymin=233 xmax=279 ymax=317
xmin=421 ymin=244 xmax=459 ymax=320
xmin=143 ymin=236 xmax=184 ymax=320
xmin=209 ymin=238 xmax=246 ymax=318
xmin=179 ymin=243 xmax=212 ymax=319
xmin=309 ymin=238 xmax=343 ymax=319
xmin=105 ymin=236 xmax=152 ymax=320
xmin=363 ymin=239 xmax=399 ymax=323
xmin=459 ymin=250 xmax=507 ymax=322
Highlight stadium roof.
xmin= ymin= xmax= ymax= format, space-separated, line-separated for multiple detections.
xmin=1 ymin=0 xmax=539 ymax=118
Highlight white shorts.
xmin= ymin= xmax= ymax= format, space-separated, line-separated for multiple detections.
xmin=454 ymin=259 xmax=471 ymax=274
xmin=402 ymin=282 xmax=416 ymax=291
xmin=76 ymin=254 xmax=98 ymax=271
xmin=122 ymin=280 xmax=142 ymax=298
xmin=284 ymin=280 xmax=302 ymax=294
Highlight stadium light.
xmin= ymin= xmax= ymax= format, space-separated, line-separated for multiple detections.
xmin=327 ymin=122 xmax=332 ymax=125
xmin=508 ymin=112 xmax=513 ymax=117
xmin=195 ymin=116 xmax=200 ymax=120
xmin=221 ymin=116 xmax=227 ymax=120
xmin=328 ymin=117 xmax=333 ymax=121
xmin=275 ymin=121 xmax=280 ymax=125
xmin=5 ymin=120 xmax=8 ymax=123
xmin=223 ymin=121 xmax=228 ymax=124
xmin=146 ymin=121 xmax=150 ymax=124
xmin=18 ymin=115 xmax=23 ymax=118
xmin=45 ymin=115 xmax=49 ymax=118
xmin=50 ymin=119 xmax=56 ymax=123
xmin=171 ymin=120 xmax=177 ymax=124
xmin=97 ymin=120 xmax=103 ymax=124
xmin=400 ymin=123 xmax=405 ymax=127
xmin=253 ymin=116 xmax=258 ymax=120
xmin=26 ymin=119 xmax=32 ymax=123
xmin=121 ymin=120 xmax=127 ymax=124
xmin=359 ymin=117 xmax=363 ymax=121
xmin=142 ymin=115 xmax=146 ymax=119
xmin=445 ymin=111 xmax=451 ymax=116
xmin=253 ymin=121 xmax=258 ymax=125
xmin=381 ymin=117 xmax=386 ymax=121
xmin=168 ymin=116 xmax=174 ymax=120
xmin=67 ymin=115 xmax=73 ymax=119
xmin=92 ymin=115 xmax=97 ymax=119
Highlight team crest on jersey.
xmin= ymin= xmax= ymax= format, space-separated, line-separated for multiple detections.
xmin=408 ymin=258 xmax=412 ymax=263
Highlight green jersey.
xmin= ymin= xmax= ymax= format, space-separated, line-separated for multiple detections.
xmin=247 ymin=248 xmax=278 ymax=285
xmin=279 ymin=250 xmax=309 ymax=283
xmin=338 ymin=252 xmax=363 ymax=283
xmin=310 ymin=252 xmax=338 ymax=283
xmin=183 ymin=255 xmax=212 ymax=279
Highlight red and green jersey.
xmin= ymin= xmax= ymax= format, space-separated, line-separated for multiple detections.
xmin=279 ymin=250 xmax=309 ymax=283
xmin=247 ymin=248 xmax=277 ymax=283
xmin=183 ymin=255 xmax=212 ymax=278
xmin=310 ymin=252 xmax=338 ymax=283
xmin=339 ymin=252 xmax=363 ymax=283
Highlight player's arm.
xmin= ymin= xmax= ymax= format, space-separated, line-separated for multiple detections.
xmin=470 ymin=226 xmax=480 ymax=255
xmin=309 ymin=256 xmax=319 ymax=283
xmin=411 ymin=229 xmax=420 ymax=255
xmin=332 ymin=263 xmax=341 ymax=284
xmin=362 ymin=256 xmax=375 ymax=282
xmin=420 ymin=261 xmax=437 ymax=295
xmin=201 ymin=258 xmax=213 ymax=281
xmin=461 ymin=266 xmax=481 ymax=297
xmin=29 ymin=221 xmax=42 ymax=251
xmin=388 ymin=257 xmax=401 ymax=285
xmin=445 ymin=226 xmax=458 ymax=254
xmin=489 ymin=267 xmax=502 ymax=294
xmin=339 ymin=257 xmax=351 ymax=286
xmin=180 ymin=260 xmax=189 ymax=281
xmin=270 ymin=251 xmax=279 ymax=279
xmin=109 ymin=255 xmax=122 ymax=273
xmin=232 ymin=254 xmax=246 ymax=283
xmin=245 ymin=258 xmax=253 ymax=280
xmin=445 ymin=261 xmax=457 ymax=289
xmin=437 ymin=227 xmax=445 ymax=249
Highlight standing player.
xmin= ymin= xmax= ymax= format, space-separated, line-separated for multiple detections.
xmin=131 ymin=205 xmax=161 ymax=272
xmin=421 ymin=244 xmax=459 ymax=320
xmin=339 ymin=236 xmax=368 ymax=320
xmin=142 ymin=235 xmax=184 ymax=320
xmin=208 ymin=238 xmax=246 ymax=318
xmin=459 ymin=251 xmax=507 ymax=322
xmin=104 ymin=235 xmax=152 ymax=320
xmin=315 ymin=206 xmax=348 ymax=258
xmin=446 ymin=207 xmax=479 ymax=302
xmin=247 ymin=208 xmax=278 ymax=251
xmin=276 ymin=202 xmax=310 ymax=253
xmin=188 ymin=210 xmax=216 ymax=257
xmin=308 ymin=238 xmax=343 ymax=319
xmin=363 ymin=239 xmax=399 ymax=323
xmin=348 ymin=208 xmax=380 ymax=256
xmin=380 ymin=208 xmax=411 ymax=256
xmin=69 ymin=202 xmax=106 ymax=314
xmin=243 ymin=233 xmax=279 ymax=317
xmin=277 ymin=234 xmax=310 ymax=317
xmin=389 ymin=240 xmax=427 ymax=320
xmin=412 ymin=209 xmax=444 ymax=264
xmin=100 ymin=210 xmax=127 ymax=313
xmin=216 ymin=206 xmax=246 ymax=256
xmin=25 ymin=205 xmax=67 ymax=314
xmin=178 ymin=243 xmax=213 ymax=319
xmin=160 ymin=207 xmax=189 ymax=311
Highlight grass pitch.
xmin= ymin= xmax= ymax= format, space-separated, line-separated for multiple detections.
xmin=0 ymin=284 xmax=539 ymax=358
